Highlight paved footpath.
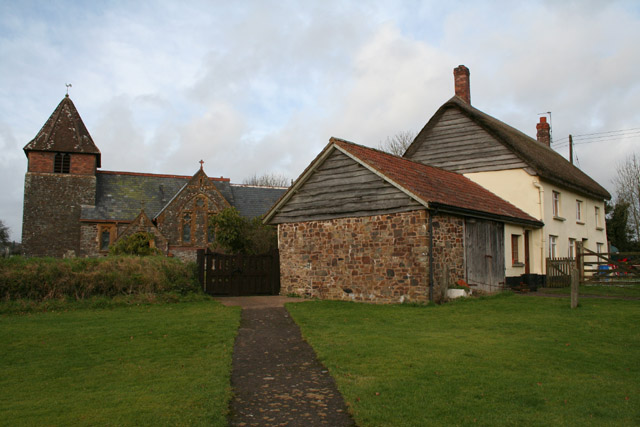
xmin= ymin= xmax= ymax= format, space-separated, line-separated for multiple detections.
xmin=216 ymin=296 xmax=355 ymax=427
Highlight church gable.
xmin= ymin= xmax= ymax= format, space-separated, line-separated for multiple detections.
xmin=116 ymin=210 xmax=169 ymax=254
xmin=155 ymin=168 xmax=231 ymax=247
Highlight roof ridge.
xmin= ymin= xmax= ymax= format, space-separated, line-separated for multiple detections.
xmin=98 ymin=170 xmax=231 ymax=181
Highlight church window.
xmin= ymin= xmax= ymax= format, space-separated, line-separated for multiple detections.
xmin=100 ymin=229 xmax=111 ymax=251
xmin=182 ymin=213 xmax=192 ymax=243
xmin=54 ymin=153 xmax=70 ymax=173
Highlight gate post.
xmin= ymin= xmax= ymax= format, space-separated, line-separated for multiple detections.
xmin=196 ymin=249 xmax=205 ymax=290
xmin=570 ymin=266 xmax=579 ymax=309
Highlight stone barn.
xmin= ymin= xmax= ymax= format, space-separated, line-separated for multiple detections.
xmin=264 ymin=138 xmax=542 ymax=303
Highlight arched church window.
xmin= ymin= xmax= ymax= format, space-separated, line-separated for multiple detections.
xmin=54 ymin=153 xmax=70 ymax=173
xmin=182 ymin=213 xmax=192 ymax=243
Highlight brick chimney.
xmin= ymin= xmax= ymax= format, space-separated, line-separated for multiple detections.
xmin=536 ymin=116 xmax=551 ymax=146
xmin=453 ymin=65 xmax=470 ymax=104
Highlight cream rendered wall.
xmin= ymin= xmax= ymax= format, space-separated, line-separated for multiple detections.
xmin=464 ymin=169 xmax=607 ymax=276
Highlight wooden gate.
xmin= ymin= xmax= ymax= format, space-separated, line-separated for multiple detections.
xmin=546 ymin=257 xmax=573 ymax=287
xmin=464 ymin=219 xmax=505 ymax=292
xmin=197 ymin=249 xmax=280 ymax=296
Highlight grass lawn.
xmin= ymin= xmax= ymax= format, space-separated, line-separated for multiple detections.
xmin=0 ymin=300 xmax=240 ymax=426
xmin=287 ymin=294 xmax=640 ymax=426
xmin=541 ymin=283 xmax=640 ymax=298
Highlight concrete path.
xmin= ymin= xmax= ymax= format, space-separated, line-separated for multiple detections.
xmin=216 ymin=296 xmax=355 ymax=427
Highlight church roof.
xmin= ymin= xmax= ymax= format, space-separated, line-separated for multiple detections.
xmin=405 ymin=96 xmax=610 ymax=200
xmin=24 ymin=95 xmax=101 ymax=167
xmin=80 ymin=170 xmax=286 ymax=222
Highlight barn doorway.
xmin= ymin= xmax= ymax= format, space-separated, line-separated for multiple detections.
xmin=465 ymin=219 xmax=505 ymax=292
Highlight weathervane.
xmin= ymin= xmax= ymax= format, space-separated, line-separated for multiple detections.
xmin=65 ymin=83 xmax=72 ymax=96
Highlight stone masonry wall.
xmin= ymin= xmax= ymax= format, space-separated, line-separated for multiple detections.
xmin=430 ymin=213 xmax=465 ymax=293
xmin=22 ymin=173 xmax=96 ymax=257
xmin=278 ymin=210 xmax=429 ymax=304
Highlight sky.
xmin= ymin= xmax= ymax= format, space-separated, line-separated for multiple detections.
xmin=1 ymin=0 xmax=639 ymax=242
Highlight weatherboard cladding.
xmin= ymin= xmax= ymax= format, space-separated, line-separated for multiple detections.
xmin=23 ymin=95 xmax=101 ymax=167
xmin=405 ymin=96 xmax=610 ymax=200
xmin=80 ymin=171 xmax=284 ymax=222
xmin=268 ymin=139 xmax=541 ymax=226
xmin=270 ymin=149 xmax=422 ymax=223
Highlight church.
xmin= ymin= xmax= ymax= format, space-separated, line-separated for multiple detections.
xmin=21 ymin=95 xmax=286 ymax=260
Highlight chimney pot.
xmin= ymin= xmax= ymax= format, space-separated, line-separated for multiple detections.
xmin=536 ymin=117 xmax=551 ymax=147
xmin=453 ymin=65 xmax=471 ymax=105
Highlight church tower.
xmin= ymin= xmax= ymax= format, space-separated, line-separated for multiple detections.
xmin=22 ymin=95 xmax=101 ymax=257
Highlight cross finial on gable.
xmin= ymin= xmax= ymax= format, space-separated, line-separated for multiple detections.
xmin=199 ymin=159 xmax=204 ymax=170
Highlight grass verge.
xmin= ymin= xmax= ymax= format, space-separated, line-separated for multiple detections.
xmin=0 ymin=299 xmax=240 ymax=426
xmin=287 ymin=294 xmax=640 ymax=426
xmin=541 ymin=284 xmax=640 ymax=298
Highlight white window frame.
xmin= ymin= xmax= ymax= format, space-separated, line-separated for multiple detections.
xmin=597 ymin=243 xmax=604 ymax=254
xmin=552 ymin=191 xmax=561 ymax=218
xmin=568 ymin=238 xmax=576 ymax=259
xmin=595 ymin=206 xmax=602 ymax=229
xmin=576 ymin=200 xmax=583 ymax=223
xmin=549 ymin=235 xmax=558 ymax=258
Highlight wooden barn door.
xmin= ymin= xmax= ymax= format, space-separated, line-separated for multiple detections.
xmin=465 ymin=219 xmax=505 ymax=292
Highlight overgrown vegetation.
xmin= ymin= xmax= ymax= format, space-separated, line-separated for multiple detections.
xmin=0 ymin=256 xmax=199 ymax=302
xmin=287 ymin=295 xmax=640 ymax=426
xmin=208 ymin=207 xmax=277 ymax=255
xmin=109 ymin=232 xmax=161 ymax=256
xmin=0 ymin=301 xmax=240 ymax=426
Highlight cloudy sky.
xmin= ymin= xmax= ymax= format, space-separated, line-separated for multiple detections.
xmin=1 ymin=0 xmax=639 ymax=241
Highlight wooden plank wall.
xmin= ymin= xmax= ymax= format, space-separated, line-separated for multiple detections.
xmin=464 ymin=218 xmax=506 ymax=291
xmin=271 ymin=149 xmax=422 ymax=223
xmin=407 ymin=108 xmax=527 ymax=173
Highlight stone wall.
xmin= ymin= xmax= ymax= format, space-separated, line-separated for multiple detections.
xmin=22 ymin=173 xmax=96 ymax=257
xmin=430 ymin=213 xmax=465 ymax=294
xmin=278 ymin=210 xmax=430 ymax=304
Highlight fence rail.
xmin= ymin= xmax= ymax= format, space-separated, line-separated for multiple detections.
xmin=546 ymin=257 xmax=574 ymax=288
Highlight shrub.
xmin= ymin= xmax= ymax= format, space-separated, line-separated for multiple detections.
xmin=208 ymin=207 xmax=277 ymax=255
xmin=109 ymin=232 xmax=161 ymax=256
xmin=0 ymin=256 xmax=200 ymax=302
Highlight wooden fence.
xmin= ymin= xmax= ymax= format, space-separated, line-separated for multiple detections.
xmin=197 ymin=249 xmax=280 ymax=296
xmin=578 ymin=247 xmax=640 ymax=285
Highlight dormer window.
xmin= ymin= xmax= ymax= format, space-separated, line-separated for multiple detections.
xmin=54 ymin=153 xmax=70 ymax=173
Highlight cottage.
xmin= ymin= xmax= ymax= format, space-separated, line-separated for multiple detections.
xmin=22 ymin=95 xmax=286 ymax=260
xmin=264 ymin=138 xmax=542 ymax=302
xmin=404 ymin=66 xmax=611 ymax=286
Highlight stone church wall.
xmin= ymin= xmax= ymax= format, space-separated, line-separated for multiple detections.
xmin=22 ymin=173 xmax=96 ymax=257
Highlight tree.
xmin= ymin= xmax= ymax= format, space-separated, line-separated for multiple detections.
xmin=613 ymin=153 xmax=640 ymax=243
xmin=243 ymin=173 xmax=290 ymax=187
xmin=0 ymin=220 xmax=8 ymax=247
xmin=606 ymin=201 xmax=635 ymax=251
xmin=377 ymin=131 xmax=416 ymax=156
xmin=208 ymin=207 xmax=277 ymax=255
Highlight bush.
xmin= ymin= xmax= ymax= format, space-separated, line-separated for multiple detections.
xmin=209 ymin=207 xmax=277 ymax=255
xmin=109 ymin=232 xmax=161 ymax=256
xmin=0 ymin=256 xmax=201 ymax=302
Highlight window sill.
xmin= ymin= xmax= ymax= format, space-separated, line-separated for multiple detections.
xmin=512 ymin=262 xmax=525 ymax=268
xmin=596 ymin=226 xmax=604 ymax=231
xmin=553 ymin=216 xmax=566 ymax=222
xmin=576 ymin=221 xmax=585 ymax=225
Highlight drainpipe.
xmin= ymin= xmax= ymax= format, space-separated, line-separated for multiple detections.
xmin=428 ymin=210 xmax=434 ymax=302
xmin=533 ymin=181 xmax=545 ymax=274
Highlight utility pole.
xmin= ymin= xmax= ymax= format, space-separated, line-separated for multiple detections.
xmin=569 ymin=134 xmax=573 ymax=165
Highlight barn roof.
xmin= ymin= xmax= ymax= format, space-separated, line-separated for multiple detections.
xmin=405 ymin=96 xmax=610 ymax=200
xmin=23 ymin=95 xmax=101 ymax=167
xmin=265 ymin=138 xmax=543 ymax=227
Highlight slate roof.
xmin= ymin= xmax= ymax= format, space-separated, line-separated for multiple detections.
xmin=24 ymin=95 xmax=101 ymax=167
xmin=405 ymin=96 xmax=611 ymax=200
xmin=80 ymin=171 xmax=285 ymax=222
xmin=266 ymin=138 xmax=542 ymax=227
xmin=231 ymin=185 xmax=289 ymax=219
